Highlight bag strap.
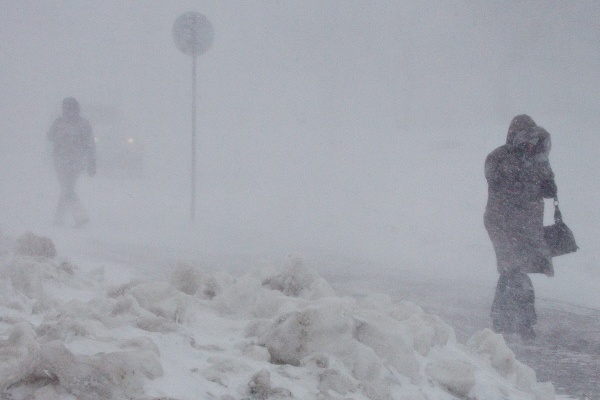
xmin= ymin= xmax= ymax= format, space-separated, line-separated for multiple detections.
xmin=553 ymin=196 xmax=563 ymax=223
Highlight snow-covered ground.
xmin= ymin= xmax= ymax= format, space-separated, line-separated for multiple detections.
xmin=1 ymin=118 xmax=597 ymax=399
xmin=0 ymin=246 xmax=558 ymax=400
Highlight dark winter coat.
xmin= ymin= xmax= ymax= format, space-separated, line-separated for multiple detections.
xmin=484 ymin=122 xmax=556 ymax=276
xmin=47 ymin=114 xmax=96 ymax=176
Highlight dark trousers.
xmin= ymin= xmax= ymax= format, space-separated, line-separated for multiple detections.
xmin=491 ymin=271 xmax=536 ymax=333
xmin=54 ymin=167 xmax=88 ymax=225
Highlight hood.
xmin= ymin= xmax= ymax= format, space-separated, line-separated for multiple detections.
xmin=506 ymin=114 xmax=536 ymax=147
xmin=511 ymin=125 xmax=552 ymax=163
xmin=62 ymin=97 xmax=80 ymax=118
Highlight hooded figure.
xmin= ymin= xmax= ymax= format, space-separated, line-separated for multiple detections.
xmin=484 ymin=114 xmax=557 ymax=339
xmin=47 ymin=97 xmax=96 ymax=227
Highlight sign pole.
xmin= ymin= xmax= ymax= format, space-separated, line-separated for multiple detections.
xmin=172 ymin=11 xmax=213 ymax=222
xmin=191 ymin=55 xmax=197 ymax=222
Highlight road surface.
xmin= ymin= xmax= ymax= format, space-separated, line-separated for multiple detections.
xmin=329 ymin=272 xmax=600 ymax=400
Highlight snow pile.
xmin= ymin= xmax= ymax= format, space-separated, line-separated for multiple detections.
xmin=0 ymin=249 xmax=555 ymax=399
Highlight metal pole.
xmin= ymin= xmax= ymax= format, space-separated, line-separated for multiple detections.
xmin=191 ymin=55 xmax=197 ymax=222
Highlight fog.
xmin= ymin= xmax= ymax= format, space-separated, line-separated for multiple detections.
xmin=1 ymin=1 xmax=599 ymax=306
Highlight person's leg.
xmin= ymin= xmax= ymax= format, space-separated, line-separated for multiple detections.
xmin=66 ymin=172 xmax=89 ymax=227
xmin=515 ymin=273 xmax=537 ymax=340
xmin=56 ymin=169 xmax=89 ymax=227
xmin=491 ymin=272 xmax=517 ymax=333
xmin=72 ymin=195 xmax=90 ymax=227
xmin=54 ymin=170 xmax=72 ymax=225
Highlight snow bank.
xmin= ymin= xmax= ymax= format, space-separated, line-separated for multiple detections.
xmin=0 ymin=246 xmax=555 ymax=399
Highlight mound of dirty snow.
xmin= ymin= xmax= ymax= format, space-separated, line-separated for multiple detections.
xmin=0 ymin=251 xmax=555 ymax=400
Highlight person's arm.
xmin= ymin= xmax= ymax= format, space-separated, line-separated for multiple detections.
xmin=84 ymin=121 xmax=96 ymax=176
xmin=47 ymin=119 xmax=59 ymax=142
xmin=485 ymin=148 xmax=516 ymax=190
xmin=534 ymin=128 xmax=556 ymax=198
xmin=484 ymin=151 xmax=500 ymax=187
xmin=539 ymin=161 xmax=557 ymax=198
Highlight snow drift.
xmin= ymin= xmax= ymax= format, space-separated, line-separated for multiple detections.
xmin=0 ymin=236 xmax=555 ymax=400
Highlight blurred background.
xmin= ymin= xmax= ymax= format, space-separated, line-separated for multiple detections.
xmin=1 ymin=1 xmax=599 ymax=306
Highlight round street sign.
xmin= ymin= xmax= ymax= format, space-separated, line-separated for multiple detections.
xmin=173 ymin=12 xmax=214 ymax=56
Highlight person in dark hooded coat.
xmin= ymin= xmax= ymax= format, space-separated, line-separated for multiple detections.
xmin=47 ymin=97 xmax=96 ymax=227
xmin=484 ymin=114 xmax=557 ymax=340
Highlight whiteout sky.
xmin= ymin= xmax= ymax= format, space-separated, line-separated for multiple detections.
xmin=1 ymin=1 xmax=600 ymax=307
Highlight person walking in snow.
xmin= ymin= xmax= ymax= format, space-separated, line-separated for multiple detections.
xmin=484 ymin=114 xmax=557 ymax=340
xmin=47 ymin=97 xmax=96 ymax=227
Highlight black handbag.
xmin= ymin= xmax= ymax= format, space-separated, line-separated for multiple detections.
xmin=544 ymin=197 xmax=578 ymax=257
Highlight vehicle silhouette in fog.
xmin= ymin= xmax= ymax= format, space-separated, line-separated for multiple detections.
xmin=87 ymin=104 xmax=144 ymax=178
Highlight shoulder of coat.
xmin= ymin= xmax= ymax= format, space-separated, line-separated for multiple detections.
xmin=486 ymin=145 xmax=508 ymax=160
